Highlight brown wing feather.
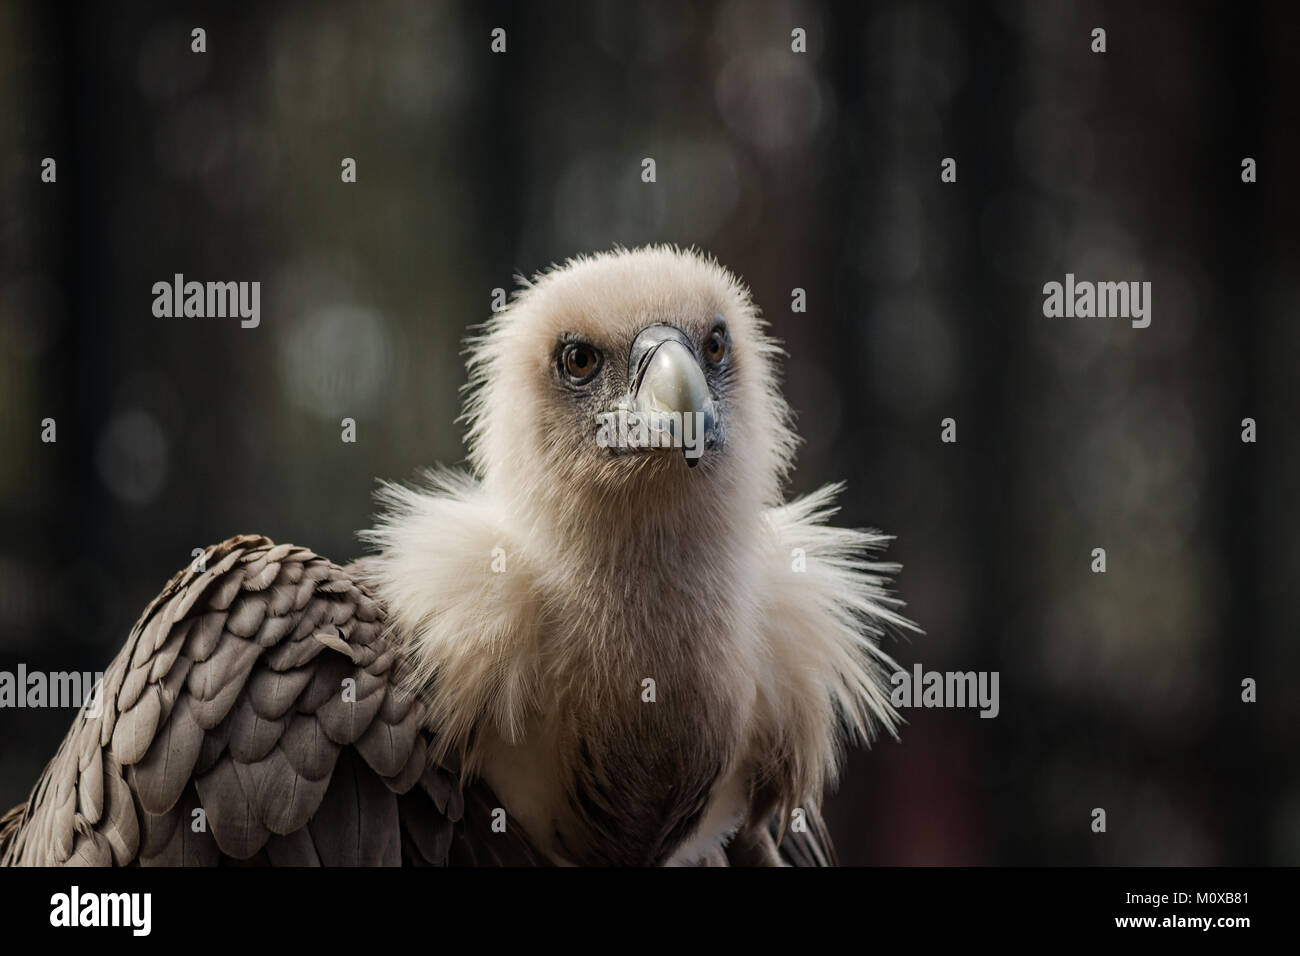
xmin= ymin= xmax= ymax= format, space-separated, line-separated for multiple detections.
xmin=0 ymin=535 xmax=537 ymax=867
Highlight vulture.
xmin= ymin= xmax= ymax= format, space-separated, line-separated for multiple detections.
xmin=0 ymin=246 xmax=913 ymax=867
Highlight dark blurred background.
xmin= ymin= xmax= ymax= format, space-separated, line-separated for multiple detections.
xmin=1 ymin=0 xmax=1297 ymax=865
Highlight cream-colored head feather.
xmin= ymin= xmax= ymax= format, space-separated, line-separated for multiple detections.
xmin=463 ymin=245 xmax=797 ymax=523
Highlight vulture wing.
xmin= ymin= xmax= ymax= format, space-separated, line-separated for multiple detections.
xmin=0 ymin=535 xmax=542 ymax=867
xmin=0 ymin=534 xmax=834 ymax=867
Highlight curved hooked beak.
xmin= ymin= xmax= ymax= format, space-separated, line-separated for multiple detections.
xmin=627 ymin=325 xmax=717 ymax=467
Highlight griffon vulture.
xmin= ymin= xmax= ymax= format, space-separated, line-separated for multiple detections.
xmin=0 ymin=246 xmax=912 ymax=867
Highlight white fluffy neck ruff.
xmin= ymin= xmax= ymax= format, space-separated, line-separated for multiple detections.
xmin=360 ymin=445 xmax=771 ymax=759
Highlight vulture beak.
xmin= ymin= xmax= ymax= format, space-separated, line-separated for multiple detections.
xmin=627 ymin=325 xmax=716 ymax=467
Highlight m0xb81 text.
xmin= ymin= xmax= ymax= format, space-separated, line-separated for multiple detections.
xmin=1126 ymin=892 xmax=1248 ymax=907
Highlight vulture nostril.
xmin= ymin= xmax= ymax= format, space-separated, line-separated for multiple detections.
xmin=630 ymin=341 xmax=662 ymax=397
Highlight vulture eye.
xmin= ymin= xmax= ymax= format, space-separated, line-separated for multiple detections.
xmin=704 ymin=326 xmax=728 ymax=365
xmin=560 ymin=342 xmax=602 ymax=384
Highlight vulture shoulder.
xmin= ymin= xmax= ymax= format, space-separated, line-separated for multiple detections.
xmin=0 ymin=535 xmax=541 ymax=866
xmin=0 ymin=534 xmax=835 ymax=866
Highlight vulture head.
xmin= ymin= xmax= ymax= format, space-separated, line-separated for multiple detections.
xmin=462 ymin=246 xmax=796 ymax=537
